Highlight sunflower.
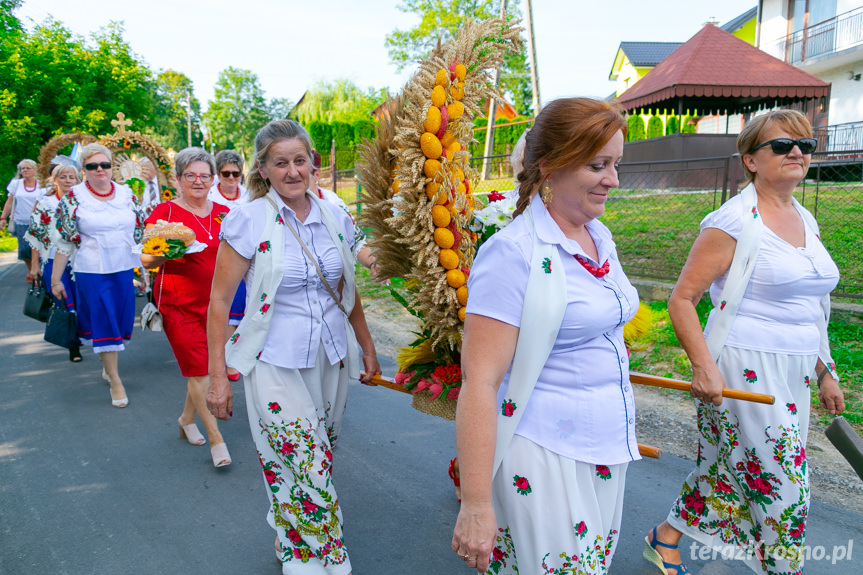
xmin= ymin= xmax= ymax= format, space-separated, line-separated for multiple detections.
xmin=142 ymin=237 xmax=169 ymax=256
xmin=122 ymin=139 xmax=132 ymax=149
xmin=161 ymin=189 xmax=174 ymax=201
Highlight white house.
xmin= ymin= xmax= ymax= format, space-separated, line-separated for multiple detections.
xmin=758 ymin=0 xmax=863 ymax=149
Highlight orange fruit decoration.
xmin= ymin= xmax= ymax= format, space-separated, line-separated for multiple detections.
xmin=391 ymin=180 xmax=400 ymax=194
xmin=445 ymin=141 xmax=461 ymax=158
xmin=421 ymin=132 xmax=443 ymax=159
xmin=439 ymin=248 xmax=459 ymax=270
xmin=447 ymin=101 xmax=464 ymax=120
xmin=423 ymin=158 xmax=442 ymax=179
xmin=423 ymin=106 xmax=442 ymax=134
xmin=456 ymin=285 xmax=468 ymax=306
xmin=454 ymin=63 xmax=467 ymax=81
xmin=440 ymin=130 xmax=456 ymax=148
xmin=446 ymin=269 xmax=466 ymax=288
xmin=431 ymin=85 xmax=447 ymax=108
xmin=435 ymin=69 xmax=449 ymax=86
xmin=458 ymin=307 xmax=466 ymax=322
xmin=431 ymin=205 xmax=451 ymax=228
xmin=434 ymin=227 xmax=455 ymax=249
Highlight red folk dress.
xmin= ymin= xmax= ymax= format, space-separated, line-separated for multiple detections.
xmin=146 ymin=201 xmax=230 ymax=377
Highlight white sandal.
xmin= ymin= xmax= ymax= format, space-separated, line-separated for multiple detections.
xmin=178 ymin=418 xmax=206 ymax=445
xmin=210 ymin=443 xmax=231 ymax=468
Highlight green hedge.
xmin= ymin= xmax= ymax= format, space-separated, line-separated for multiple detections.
xmin=665 ymin=116 xmax=679 ymax=135
xmin=469 ymin=115 xmax=532 ymax=157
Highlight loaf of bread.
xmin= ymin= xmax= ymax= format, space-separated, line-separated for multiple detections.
xmin=144 ymin=220 xmax=196 ymax=246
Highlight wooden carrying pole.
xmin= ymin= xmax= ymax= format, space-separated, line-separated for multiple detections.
xmin=630 ymin=372 xmax=775 ymax=405
xmin=364 ymin=374 xmax=663 ymax=459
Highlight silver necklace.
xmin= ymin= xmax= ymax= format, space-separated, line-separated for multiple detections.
xmin=182 ymin=199 xmax=212 ymax=240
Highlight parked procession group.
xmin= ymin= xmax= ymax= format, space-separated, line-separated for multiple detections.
xmin=0 ymin=102 xmax=849 ymax=574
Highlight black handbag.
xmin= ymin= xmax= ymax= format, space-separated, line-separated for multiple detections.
xmin=44 ymin=301 xmax=79 ymax=349
xmin=23 ymin=282 xmax=52 ymax=322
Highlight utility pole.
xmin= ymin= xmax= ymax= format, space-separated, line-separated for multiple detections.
xmin=525 ymin=0 xmax=541 ymax=114
xmin=481 ymin=0 xmax=507 ymax=180
xmin=185 ymin=89 xmax=192 ymax=148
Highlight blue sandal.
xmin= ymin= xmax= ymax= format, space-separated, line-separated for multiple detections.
xmin=643 ymin=526 xmax=691 ymax=574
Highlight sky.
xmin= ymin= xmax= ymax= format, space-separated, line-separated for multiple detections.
xmin=16 ymin=0 xmax=759 ymax=113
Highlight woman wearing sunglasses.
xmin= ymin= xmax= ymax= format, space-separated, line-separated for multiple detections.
xmin=51 ymin=144 xmax=145 ymax=408
xmin=208 ymin=149 xmax=249 ymax=383
xmin=644 ymin=110 xmax=844 ymax=575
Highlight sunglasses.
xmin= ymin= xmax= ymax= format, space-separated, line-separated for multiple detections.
xmin=220 ymin=170 xmax=241 ymax=178
xmin=751 ymin=138 xmax=817 ymax=155
xmin=84 ymin=162 xmax=112 ymax=171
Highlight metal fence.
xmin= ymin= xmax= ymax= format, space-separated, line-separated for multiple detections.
xmin=328 ymin=152 xmax=862 ymax=299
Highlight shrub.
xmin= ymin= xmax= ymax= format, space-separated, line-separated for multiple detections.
xmin=352 ymin=119 xmax=376 ymax=146
xmin=627 ymin=115 xmax=646 ymax=141
xmin=666 ymin=116 xmax=679 ymax=135
xmin=682 ymin=116 xmax=697 ymax=134
xmin=646 ymin=116 xmax=664 ymax=139
xmin=307 ymin=122 xmax=333 ymax=164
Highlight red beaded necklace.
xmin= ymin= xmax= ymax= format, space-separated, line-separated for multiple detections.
xmin=574 ymin=254 xmax=610 ymax=278
xmin=85 ymin=180 xmax=115 ymax=198
xmin=23 ymin=180 xmax=38 ymax=192
xmin=316 ymin=187 xmax=324 ymax=199
xmin=217 ymin=182 xmax=239 ymax=201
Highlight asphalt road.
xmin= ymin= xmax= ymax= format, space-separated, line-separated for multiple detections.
xmin=1 ymin=251 xmax=861 ymax=574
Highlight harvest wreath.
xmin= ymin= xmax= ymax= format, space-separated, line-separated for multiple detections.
xmin=358 ymin=18 xmax=522 ymax=418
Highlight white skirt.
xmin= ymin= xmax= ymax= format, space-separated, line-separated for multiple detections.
xmin=489 ymin=434 xmax=628 ymax=574
xmin=667 ymin=346 xmax=815 ymax=574
xmin=244 ymin=344 xmax=351 ymax=575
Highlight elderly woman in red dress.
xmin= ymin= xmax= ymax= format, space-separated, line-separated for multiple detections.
xmin=140 ymin=147 xmax=231 ymax=468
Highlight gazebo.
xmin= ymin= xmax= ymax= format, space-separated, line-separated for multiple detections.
xmin=615 ymin=23 xmax=830 ymax=125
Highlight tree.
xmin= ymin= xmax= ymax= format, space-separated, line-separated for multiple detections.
xmin=385 ymin=0 xmax=533 ymax=115
xmin=150 ymin=70 xmax=202 ymax=151
xmin=293 ymin=78 xmax=384 ymax=125
xmin=203 ymin=67 xmax=271 ymax=155
xmin=267 ymin=97 xmax=294 ymax=121
xmin=0 ymin=19 xmax=155 ymax=181
xmin=0 ymin=0 xmax=22 ymax=36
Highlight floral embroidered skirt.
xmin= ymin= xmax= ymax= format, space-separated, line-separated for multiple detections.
xmin=489 ymin=434 xmax=628 ymax=575
xmin=244 ymin=344 xmax=351 ymax=575
xmin=667 ymin=347 xmax=815 ymax=574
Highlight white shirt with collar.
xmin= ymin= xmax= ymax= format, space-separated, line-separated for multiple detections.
xmin=467 ymin=194 xmax=640 ymax=466
xmin=220 ymin=193 xmax=355 ymax=370
xmin=67 ymin=182 xmax=140 ymax=274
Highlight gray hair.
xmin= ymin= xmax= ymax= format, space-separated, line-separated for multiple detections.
xmin=174 ymin=147 xmax=216 ymax=179
xmin=17 ymin=159 xmax=36 ymax=174
xmin=80 ymin=143 xmax=112 ymax=164
xmin=52 ymin=164 xmax=81 ymax=184
xmin=215 ymin=149 xmax=244 ymax=172
xmin=247 ymin=119 xmax=314 ymax=200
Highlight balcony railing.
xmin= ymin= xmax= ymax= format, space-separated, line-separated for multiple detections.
xmin=766 ymin=6 xmax=863 ymax=64
xmin=813 ymin=121 xmax=863 ymax=154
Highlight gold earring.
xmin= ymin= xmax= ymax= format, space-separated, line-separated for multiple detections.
xmin=540 ymin=180 xmax=553 ymax=207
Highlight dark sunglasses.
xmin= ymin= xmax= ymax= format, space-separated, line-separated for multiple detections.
xmin=84 ymin=162 xmax=112 ymax=171
xmin=751 ymin=138 xmax=817 ymax=155
xmin=220 ymin=170 xmax=241 ymax=178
